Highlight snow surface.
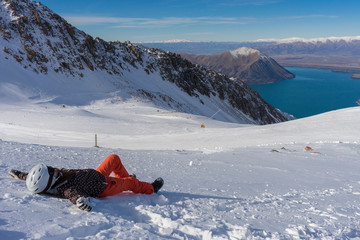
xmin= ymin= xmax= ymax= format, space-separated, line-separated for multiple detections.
xmin=1 ymin=85 xmax=360 ymax=239
xmin=229 ymin=47 xmax=268 ymax=60
xmin=230 ymin=47 xmax=260 ymax=58
xmin=1 ymin=1 xmax=359 ymax=238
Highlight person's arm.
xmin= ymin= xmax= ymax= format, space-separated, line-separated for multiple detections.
xmin=61 ymin=187 xmax=92 ymax=211
xmin=57 ymin=169 xmax=96 ymax=211
xmin=76 ymin=197 xmax=92 ymax=211
xmin=10 ymin=168 xmax=92 ymax=211
xmin=9 ymin=169 xmax=28 ymax=180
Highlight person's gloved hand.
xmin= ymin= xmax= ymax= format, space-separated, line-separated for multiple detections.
xmin=76 ymin=197 xmax=92 ymax=212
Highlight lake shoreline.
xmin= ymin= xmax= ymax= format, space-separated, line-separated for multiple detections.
xmin=251 ymin=67 xmax=360 ymax=118
xmin=278 ymin=63 xmax=360 ymax=75
xmin=350 ymin=74 xmax=360 ymax=79
xmin=271 ymin=54 xmax=360 ymax=75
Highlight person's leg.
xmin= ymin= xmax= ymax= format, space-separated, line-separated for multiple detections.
xmin=96 ymin=154 xmax=130 ymax=178
xmin=98 ymin=177 xmax=154 ymax=197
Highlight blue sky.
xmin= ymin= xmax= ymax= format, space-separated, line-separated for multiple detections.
xmin=38 ymin=0 xmax=360 ymax=42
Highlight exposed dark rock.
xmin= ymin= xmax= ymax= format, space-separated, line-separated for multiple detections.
xmin=0 ymin=0 xmax=293 ymax=125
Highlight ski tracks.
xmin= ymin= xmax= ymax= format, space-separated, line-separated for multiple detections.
xmin=2 ymin=141 xmax=360 ymax=239
xmin=125 ymin=187 xmax=360 ymax=239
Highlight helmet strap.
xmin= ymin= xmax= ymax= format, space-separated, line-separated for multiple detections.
xmin=39 ymin=167 xmax=55 ymax=194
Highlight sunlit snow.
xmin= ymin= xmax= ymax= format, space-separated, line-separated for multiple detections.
xmin=1 ymin=85 xmax=360 ymax=239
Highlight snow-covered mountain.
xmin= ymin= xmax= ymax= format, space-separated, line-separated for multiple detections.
xmin=141 ymin=41 xmax=270 ymax=55
xmin=0 ymin=0 xmax=291 ymax=124
xmin=253 ymin=37 xmax=360 ymax=73
xmin=254 ymin=37 xmax=360 ymax=56
xmin=142 ymin=36 xmax=360 ymax=73
xmin=181 ymin=47 xmax=295 ymax=84
xmin=142 ymin=36 xmax=360 ymax=56
xmin=256 ymin=35 xmax=360 ymax=44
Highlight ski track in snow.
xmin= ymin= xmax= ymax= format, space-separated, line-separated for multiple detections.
xmin=1 ymin=140 xmax=360 ymax=239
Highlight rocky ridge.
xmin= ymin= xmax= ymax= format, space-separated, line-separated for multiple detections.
xmin=0 ymin=0 xmax=292 ymax=124
xmin=181 ymin=47 xmax=295 ymax=84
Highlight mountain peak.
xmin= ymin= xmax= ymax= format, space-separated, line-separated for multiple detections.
xmin=0 ymin=0 xmax=292 ymax=124
xmin=181 ymin=48 xmax=294 ymax=84
xmin=229 ymin=47 xmax=261 ymax=58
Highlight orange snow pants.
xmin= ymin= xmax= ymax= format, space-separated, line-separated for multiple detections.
xmin=96 ymin=154 xmax=154 ymax=197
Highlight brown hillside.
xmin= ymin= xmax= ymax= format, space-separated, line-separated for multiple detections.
xmin=181 ymin=47 xmax=295 ymax=84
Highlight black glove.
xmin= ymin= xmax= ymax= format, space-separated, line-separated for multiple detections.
xmin=76 ymin=197 xmax=92 ymax=212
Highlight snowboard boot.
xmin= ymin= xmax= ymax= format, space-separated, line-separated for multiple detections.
xmin=152 ymin=177 xmax=164 ymax=193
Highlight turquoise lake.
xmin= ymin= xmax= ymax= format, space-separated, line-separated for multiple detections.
xmin=250 ymin=67 xmax=360 ymax=118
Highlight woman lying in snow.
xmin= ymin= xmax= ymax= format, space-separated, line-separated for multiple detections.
xmin=8 ymin=154 xmax=164 ymax=212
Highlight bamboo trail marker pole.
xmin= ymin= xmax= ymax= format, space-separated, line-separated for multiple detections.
xmin=94 ymin=134 xmax=99 ymax=148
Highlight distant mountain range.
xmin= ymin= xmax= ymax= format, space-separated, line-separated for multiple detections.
xmin=142 ymin=36 xmax=360 ymax=74
xmin=142 ymin=41 xmax=266 ymax=55
xmin=0 ymin=0 xmax=292 ymax=124
xmin=255 ymin=38 xmax=360 ymax=73
xmin=181 ymin=47 xmax=294 ymax=84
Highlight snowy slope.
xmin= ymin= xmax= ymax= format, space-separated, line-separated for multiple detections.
xmin=1 ymin=96 xmax=360 ymax=239
xmin=0 ymin=0 xmax=291 ymax=125
xmin=1 ymin=0 xmax=360 ymax=239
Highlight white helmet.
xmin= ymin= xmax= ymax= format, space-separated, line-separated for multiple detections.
xmin=26 ymin=163 xmax=54 ymax=194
